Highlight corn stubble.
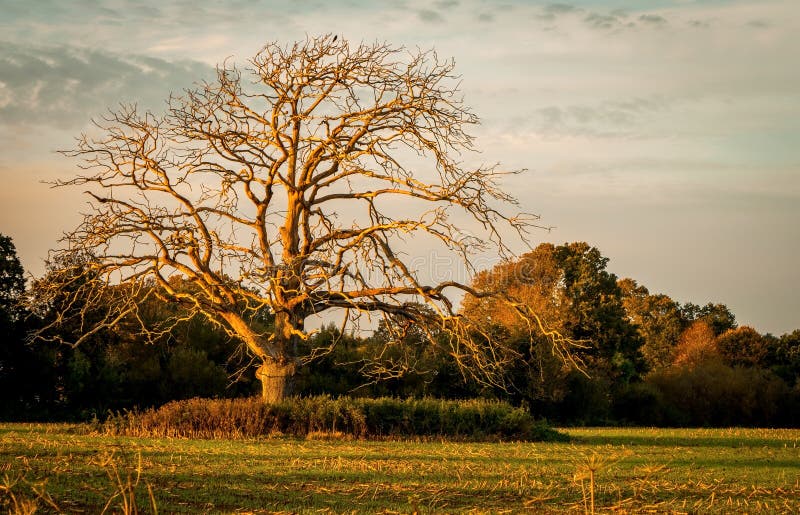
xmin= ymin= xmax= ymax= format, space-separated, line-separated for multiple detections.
xmin=1 ymin=425 xmax=799 ymax=513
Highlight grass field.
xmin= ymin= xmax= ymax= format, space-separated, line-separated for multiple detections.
xmin=1 ymin=424 xmax=798 ymax=513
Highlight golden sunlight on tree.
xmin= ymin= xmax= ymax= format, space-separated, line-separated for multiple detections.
xmin=459 ymin=245 xmax=579 ymax=367
xmin=673 ymin=320 xmax=719 ymax=368
xmin=33 ymin=35 xmax=574 ymax=402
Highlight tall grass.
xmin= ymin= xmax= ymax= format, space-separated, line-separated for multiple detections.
xmin=101 ymin=396 xmax=563 ymax=441
xmin=1 ymin=450 xmax=156 ymax=514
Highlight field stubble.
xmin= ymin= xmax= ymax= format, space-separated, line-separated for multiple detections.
xmin=1 ymin=425 xmax=798 ymax=513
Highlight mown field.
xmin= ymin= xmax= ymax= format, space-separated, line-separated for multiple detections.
xmin=1 ymin=424 xmax=798 ymax=513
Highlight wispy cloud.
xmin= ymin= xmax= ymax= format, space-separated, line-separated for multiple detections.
xmin=530 ymin=97 xmax=671 ymax=138
xmin=538 ymin=3 xmax=581 ymax=20
xmin=638 ymin=14 xmax=667 ymax=26
xmin=0 ymin=43 xmax=212 ymax=128
xmin=583 ymin=11 xmax=631 ymax=30
xmin=417 ymin=9 xmax=446 ymax=24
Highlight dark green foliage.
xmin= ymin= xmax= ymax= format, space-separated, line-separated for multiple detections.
xmin=717 ymin=326 xmax=770 ymax=368
xmin=553 ymin=371 xmax=613 ymax=425
xmin=295 ymin=322 xmax=479 ymax=400
xmin=0 ymin=234 xmax=48 ymax=419
xmin=292 ymin=325 xmax=367 ymax=396
xmin=619 ymin=278 xmax=684 ymax=372
xmin=6 ymin=270 xmax=258 ymax=420
xmin=771 ymin=330 xmax=800 ymax=386
xmin=552 ymin=243 xmax=644 ymax=377
xmin=103 ymin=396 xmax=564 ymax=441
xmin=611 ymin=381 xmax=666 ymax=426
xmin=680 ymin=302 xmax=737 ymax=336
xmin=0 ymin=234 xmax=25 ymax=316
xmin=621 ymin=364 xmax=798 ymax=427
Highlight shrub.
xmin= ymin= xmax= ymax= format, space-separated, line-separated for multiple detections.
xmin=102 ymin=396 xmax=564 ymax=441
xmin=611 ymin=381 xmax=665 ymax=426
xmin=644 ymin=363 xmax=794 ymax=427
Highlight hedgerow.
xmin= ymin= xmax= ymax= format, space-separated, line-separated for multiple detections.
xmin=102 ymin=396 xmax=564 ymax=441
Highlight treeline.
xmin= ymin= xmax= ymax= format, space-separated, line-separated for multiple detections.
xmin=458 ymin=242 xmax=800 ymax=427
xmin=1 ymin=234 xmax=799 ymax=426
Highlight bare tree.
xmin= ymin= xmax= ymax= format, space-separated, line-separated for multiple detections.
xmin=38 ymin=36 xmax=573 ymax=402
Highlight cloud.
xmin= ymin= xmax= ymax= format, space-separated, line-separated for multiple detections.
xmin=545 ymin=3 xmax=580 ymax=15
xmin=536 ymin=5 xmax=670 ymax=32
xmin=417 ymin=9 xmax=446 ymax=24
xmin=435 ymin=0 xmax=459 ymax=8
xmin=746 ymin=19 xmax=771 ymax=29
xmin=528 ymin=97 xmax=670 ymax=139
xmin=583 ymin=12 xmax=632 ymax=30
xmin=688 ymin=19 xmax=712 ymax=28
xmin=639 ymin=14 xmax=667 ymax=26
xmin=536 ymin=3 xmax=581 ymax=21
xmin=0 ymin=43 xmax=213 ymax=129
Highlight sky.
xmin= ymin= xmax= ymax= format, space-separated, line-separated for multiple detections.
xmin=0 ymin=0 xmax=798 ymax=335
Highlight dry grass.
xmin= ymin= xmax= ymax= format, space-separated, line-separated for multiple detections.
xmin=1 ymin=447 xmax=156 ymax=514
xmin=1 ymin=424 xmax=798 ymax=513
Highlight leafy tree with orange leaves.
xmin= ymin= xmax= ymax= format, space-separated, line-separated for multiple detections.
xmin=673 ymin=320 xmax=720 ymax=368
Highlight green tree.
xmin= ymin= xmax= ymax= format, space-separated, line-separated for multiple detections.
xmin=717 ymin=326 xmax=769 ymax=368
xmin=552 ymin=242 xmax=642 ymax=379
xmin=618 ymin=278 xmax=683 ymax=371
xmin=360 ymin=311 xmax=479 ymax=399
xmin=772 ymin=330 xmax=800 ymax=387
xmin=0 ymin=233 xmax=40 ymax=417
xmin=0 ymin=234 xmax=25 ymax=318
xmin=292 ymin=324 xmax=365 ymax=396
xmin=681 ymin=302 xmax=737 ymax=336
xmin=28 ymin=264 xmax=256 ymax=415
xmin=461 ymin=244 xmax=575 ymax=405
xmin=461 ymin=242 xmax=642 ymax=421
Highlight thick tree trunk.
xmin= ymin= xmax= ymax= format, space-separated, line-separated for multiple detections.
xmin=255 ymin=309 xmax=303 ymax=403
xmin=256 ymin=359 xmax=297 ymax=403
xmin=219 ymin=310 xmax=302 ymax=403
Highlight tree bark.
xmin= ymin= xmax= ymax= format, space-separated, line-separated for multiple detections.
xmin=254 ymin=309 xmax=303 ymax=403
xmin=256 ymin=359 xmax=297 ymax=403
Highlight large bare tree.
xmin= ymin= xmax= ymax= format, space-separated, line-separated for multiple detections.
xmin=39 ymin=36 xmax=572 ymax=402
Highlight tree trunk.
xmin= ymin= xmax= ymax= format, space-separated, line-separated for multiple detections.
xmin=218 ymin=310 xmax=302 ymax=403
xmin=255 ymin=309 xmax=303 ymax=403
xmin=256 ymin=359 xmax=297 ymax=403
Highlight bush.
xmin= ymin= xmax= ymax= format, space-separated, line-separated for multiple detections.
xmin=102 ymin=396 xmax=564 ymax=441
xmin=644 ymin=362 xmax=795 ymax=427
xmin=612 ymin=381 xmax=666 ymax=426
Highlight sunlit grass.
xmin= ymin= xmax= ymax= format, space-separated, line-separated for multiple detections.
xmin=1 ymin=424 xmax=799 ymax=513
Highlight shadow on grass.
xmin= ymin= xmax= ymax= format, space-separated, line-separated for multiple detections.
xmin=566 ymin=432 xmax=798 ymax=449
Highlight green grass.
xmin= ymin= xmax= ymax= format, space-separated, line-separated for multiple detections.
xmin=1 ymin=424 xmax=798 ymax=513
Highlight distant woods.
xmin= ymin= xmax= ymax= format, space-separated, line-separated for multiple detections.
xmin=1 ymin=233 xmax=799 ymax=426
